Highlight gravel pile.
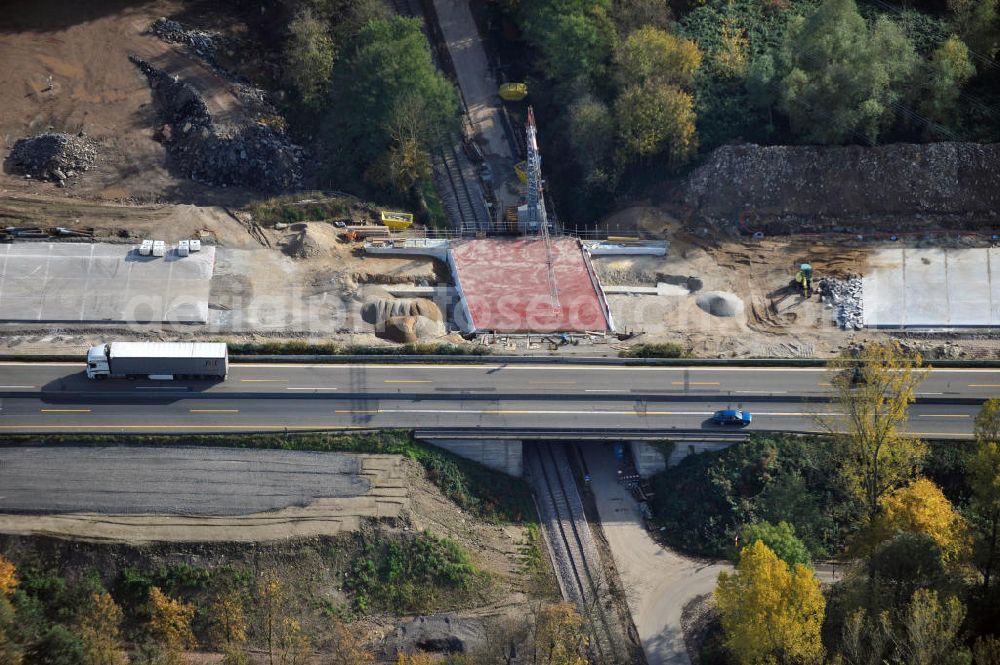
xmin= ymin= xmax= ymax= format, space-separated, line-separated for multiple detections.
xmin=819 ymin=277 xmax=864 ymax=330
xmin=130 ymin=55 xmax=302 ymax=192
xmin=150 ymin=18 xmax=217 ymax=61
xmin=7 ymin=133 xmax=97 ymax=184
xmin=680 ymin=142 xmax=1000 ymax=232
xmin=695 ymin=291 xmax=744 ymax=317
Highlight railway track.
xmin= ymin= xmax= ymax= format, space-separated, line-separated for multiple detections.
xmin=528 ymin=444 xmax=625 ymax=664
xmin=437 ymin=145 xmax=490 ymax=233
xmin=386 ymin=0 xmax=491 ymax=234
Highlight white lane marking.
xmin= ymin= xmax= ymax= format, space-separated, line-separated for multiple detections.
xmin=136 ymin=386 xmax=188 ymax=390
xmin=584 ymin=389 xmax=628 ymax=393
xmin=736 ymin=390 xmax=788 ymax=394
xmin=917 ymin=392 xmax=944 ymax=395
xmin=0 ymin=385 xmax=34 ymax=389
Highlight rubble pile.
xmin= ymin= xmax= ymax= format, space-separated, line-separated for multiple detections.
xmin=7 ymin=133 xmax=97 ymax=185
xmin=149 ymin=18 xmax=217 ymax=61
xmin=680 ymin=142 xmax=1000 ymax=232
xmin=819 ymin=277 xmax=864 ymax=330
xmin=130 ymin=56 xmax=302 ymax=192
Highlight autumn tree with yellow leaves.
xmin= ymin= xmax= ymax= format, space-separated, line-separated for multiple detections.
xmin=716 ymin=540 xmax=826 ymax=665
xmin=256 ymin=572 xmax=311 ymax=665
xmin=827 ymin=342 xmax=929 ymax=529
xmin=531 ymin=603 xmax=589 ymax=665
xmin=79 ymin=592 xmax=127 ymax=665
xmin=210 ymin=592 xmax=249 ymax=665
xmin=148 ymin=586 xmax=197 ymax=665
xmin=0 ymin=555 xmax=21 ymax=665
xmin=874 ymin=477 xmax=969 ymax=562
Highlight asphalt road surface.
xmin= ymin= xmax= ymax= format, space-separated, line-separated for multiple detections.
xmin=0 ymin=446 xmax=369 ymax=515
xmin=0 ymin=361 xmax=996 ymax=436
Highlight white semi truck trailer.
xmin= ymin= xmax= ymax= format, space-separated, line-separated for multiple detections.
xmin=86 ymin=342 xmax=228 ymax=380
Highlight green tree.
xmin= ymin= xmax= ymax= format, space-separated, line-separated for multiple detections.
xmin=768 ymin=0 xmax=918 ymax=144
xmin=828 ymin=342 xmax=928 ymax=531
xmin=917 ymin=36 xmax=976 ymax=136
xmin=611 ymin=0 xmax=672 ymax=34
xmin=740 ymin=520 xmax=811 ymax=567
xmin=614 ymin=26 xmax=702 ymax=89
xmin=971 ymin=398 xmax=1000 ymax=590
xmin=616 ymin=81 xmax=698 ymax=163
xmin=519 ymin=0 xmax=616 ymax=94
xmin=31 ymin=624 xmax=84 ymax=665
xmin=284 ymin=9 xmax=337 ymax=107
xmin=868 ymin=532 xmax=947 ymax=608
xmin=324 ymin=16 xmax=459 ymax=186
xmin=948 ymin=0 xmax=999 ymax=59
xmin=716 ymin=540 xmax=826 ymax=665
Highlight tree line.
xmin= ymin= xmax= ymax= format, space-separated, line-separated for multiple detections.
xmin=698 ymin=343 xmax=1000 ymax=664
xmin=0 ymin=556 xmax=594 ymax=665
xmin=503 ymin=0 xmax=999 ymax=222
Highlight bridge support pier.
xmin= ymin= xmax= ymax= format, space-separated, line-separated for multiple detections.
xmin=629 ymin=441 xmax=668 ymax=476
xmin=420 ymin=438 xmax=523 ymax=476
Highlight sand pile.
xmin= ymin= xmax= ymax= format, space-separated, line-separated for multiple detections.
xmin=696 ymin=291 xmax=744 ymax=317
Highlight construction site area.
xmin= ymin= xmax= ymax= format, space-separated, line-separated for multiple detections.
xmin=1 ymin=0 xmax=998 ymax=363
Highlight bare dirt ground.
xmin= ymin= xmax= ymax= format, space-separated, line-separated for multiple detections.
xmin=0 ymin=0 xmax=257 ymax=205
xmin=595 ymin=206 xmax=1000 ymax=359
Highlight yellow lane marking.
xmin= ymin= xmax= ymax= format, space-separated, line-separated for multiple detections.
xmin=384 ymin=380 xmax=432 ymax=384
xmin=968 ymin=384 xmax=1000 ymax=388
xmin=671 ymin=381 xmax=720 ymax=386
xmin=919 ymin=414 xmax=969 ymax=418
xmin=240 ymin=379 xmax=287 ymax=383
xmin=190 ymin=409 xmax=239 ymax=413
xmin=40 ymin=409 xmax=91 ymax=413
xmin=817 ymin=382 xmax=832 ymax=386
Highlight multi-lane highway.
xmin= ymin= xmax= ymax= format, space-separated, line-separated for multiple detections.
xmin=0 ymin=361 xmax=996 ymax=436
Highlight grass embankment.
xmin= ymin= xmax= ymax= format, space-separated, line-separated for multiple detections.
xmin=226 ymin=340 xmax=491 ymax=356
xmin=618 ymin=343 xmax=692 ymax=359
xmin=244 ymin=192 xmax=364 ymax=226
xmin=0 ymin=430 xmax=533 ymax=525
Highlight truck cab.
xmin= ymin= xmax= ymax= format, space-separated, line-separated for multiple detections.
xmin=86 ymin=344 xmax=110 ymax=379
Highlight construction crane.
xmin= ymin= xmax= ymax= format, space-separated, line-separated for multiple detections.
xmin=525 ymin=106 xmax=560 ymax=314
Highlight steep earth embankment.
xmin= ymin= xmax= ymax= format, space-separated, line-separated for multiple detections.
xmin=678 ymin=142 xmax=1000 ymax=233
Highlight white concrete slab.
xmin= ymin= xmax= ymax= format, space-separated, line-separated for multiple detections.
xmin=863 ymin=248 xmax=999 ymax=327
xmin=0 ymin=243 xmax=215 ymax=323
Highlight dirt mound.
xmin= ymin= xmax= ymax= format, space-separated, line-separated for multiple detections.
xmin=6 ymin=133 xmax=97 ymax=183
xmin=695 ymin=291 xmax=744 ymax=317
xmin=281 ymin=223 xmax=341 ymax=259
xmin=680 ymin=142 xmax=1000 ymax=231
xmin=382 ymin=315 xmax=445 ymax=343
